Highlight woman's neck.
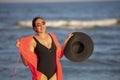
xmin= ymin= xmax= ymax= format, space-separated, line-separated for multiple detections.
xmin=36 ymin=32 xmax=46 ymax=38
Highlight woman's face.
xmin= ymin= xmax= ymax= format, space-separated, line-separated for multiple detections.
xmin=34 ymin=19 xmax=46 ymax=33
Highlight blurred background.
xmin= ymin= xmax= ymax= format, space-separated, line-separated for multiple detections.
xmin=0 ymin=0 xmax=120 ymax=80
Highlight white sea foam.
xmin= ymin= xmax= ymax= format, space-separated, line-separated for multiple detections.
xmin=18 ymin=18 xmax=120 ymax=29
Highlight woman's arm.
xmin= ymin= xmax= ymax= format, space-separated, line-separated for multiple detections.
xmin=62 ymin=33 xmax=73 ymax=50
xmin=61 ymin=33 xmax=73 ymax=57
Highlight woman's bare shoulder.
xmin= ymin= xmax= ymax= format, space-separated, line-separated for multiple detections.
xmin=29 ymin=37 xmax=36 ymax=52
xmin=29 ymin=37 xmax=36 ymax=46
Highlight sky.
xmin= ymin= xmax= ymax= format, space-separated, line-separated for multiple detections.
xmin=0 ymin=0 xmax=118 ymax=3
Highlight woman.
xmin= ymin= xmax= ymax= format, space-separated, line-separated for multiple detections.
xmin=16 ymin=17 xmax=72 ymax=80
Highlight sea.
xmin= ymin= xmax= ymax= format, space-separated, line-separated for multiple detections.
xmin=0 ymin=1 xmax=120 ymax=80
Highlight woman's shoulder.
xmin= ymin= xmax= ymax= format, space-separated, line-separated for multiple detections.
xmin=19 ymin=35 xmax=35 ymax=45
xmin=49 ymin=33 xmax=57 ymax=38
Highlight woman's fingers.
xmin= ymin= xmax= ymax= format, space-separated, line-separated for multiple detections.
xmin=16 ymin=39 xmax=20 ymax=48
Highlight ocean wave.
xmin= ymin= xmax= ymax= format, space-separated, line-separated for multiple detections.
xmin=18 ymin=18 xmax=120 ymax=29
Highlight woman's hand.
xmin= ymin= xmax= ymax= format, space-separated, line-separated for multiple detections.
xmin=16 ymin=39 xmax=20 ymax=48
xmin=63 ymin=33 xmax=73 ymax=46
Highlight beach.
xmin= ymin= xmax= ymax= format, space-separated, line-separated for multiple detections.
xmin=0 ymin=1 xmax=120 ymax=80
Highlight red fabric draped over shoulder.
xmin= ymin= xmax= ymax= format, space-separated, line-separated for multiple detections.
xmin=18 ymin=33 xmax=63 ymax=80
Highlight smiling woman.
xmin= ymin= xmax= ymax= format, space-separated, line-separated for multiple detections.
xmin=16 ymin=16 xmax=73 ymax=80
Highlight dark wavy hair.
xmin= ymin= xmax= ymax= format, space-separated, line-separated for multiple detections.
xmin=32 ymin=16 xmax=44 ymax=28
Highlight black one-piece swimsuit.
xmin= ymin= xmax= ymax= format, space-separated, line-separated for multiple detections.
xmin=33 ymin=36 xmax=56 ymax=79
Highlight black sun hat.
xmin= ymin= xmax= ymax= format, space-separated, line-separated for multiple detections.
xmin=64 ymin=32 xmax=94 ymax=62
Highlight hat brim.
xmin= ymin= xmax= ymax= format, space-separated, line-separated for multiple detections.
xmin=64 ymin=32 xmax=94 ymax=62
